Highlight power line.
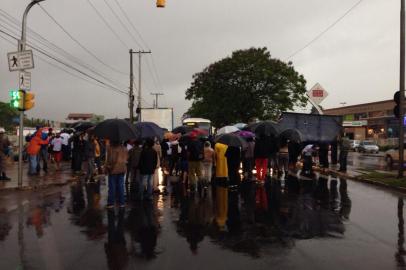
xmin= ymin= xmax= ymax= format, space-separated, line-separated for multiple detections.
xmin=111 ymin=0 xmax=164 ymax=91
xmin=38 ymin=4 xmax=128 ymax=76
xmin=102 ymin=0 xmax=143 ymax=49
xmin=285 ymin=0 xmax=364 ymax=60
xmin=86 ymin=0 xmax=129 ymax=50
xmin=112 ymin=0 xmax=150 ymax=50
xmin=0 ymin=29 xmax=127 ymax=96
xmin=0 ymin=10 xmax=128 ymax=90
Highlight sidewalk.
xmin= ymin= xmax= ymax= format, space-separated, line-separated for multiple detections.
xmin=0 ymin=161 xmax=79 ymax=191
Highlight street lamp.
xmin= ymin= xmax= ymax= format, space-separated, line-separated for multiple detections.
xmin=16 ymin=0 xmax=45 ymax=188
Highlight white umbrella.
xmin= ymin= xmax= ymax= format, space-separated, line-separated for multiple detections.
xmin=217 ymin=125 xmax=239 ymax=135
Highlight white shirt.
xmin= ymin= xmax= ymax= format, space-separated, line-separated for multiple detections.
xmin=60 ymin=133 xmax=70 ymax=146
xmin=51 ymin=137 xmax=63 ymax=152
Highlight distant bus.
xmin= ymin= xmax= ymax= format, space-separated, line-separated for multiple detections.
xmin=182 ymin=118 xmax=212 ymax=135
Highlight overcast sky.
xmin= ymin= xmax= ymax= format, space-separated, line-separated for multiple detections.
xmin=0 ymin=0 xmax=400 ymax=125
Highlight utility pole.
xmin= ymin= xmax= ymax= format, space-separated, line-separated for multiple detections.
xmin=399 ymin=0 xmax=405 ymax=178
xmin=129 ymin=50 xmax=151 ymax=122
xmin=129 ymin=49 xmax=135 ymax=123
xmin=16 ymin=0 xmax=44 ymax=188
xmin=150 ymin=92 xmax=164 ymax=108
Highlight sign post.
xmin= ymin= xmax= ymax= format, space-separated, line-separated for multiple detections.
xmin=306 ymin=83 xmax=329 ymax=115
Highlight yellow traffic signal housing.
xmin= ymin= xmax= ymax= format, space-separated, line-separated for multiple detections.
xmin=9 ymin=89 xmax=24 ymax=111
xmin=156 ymin=0 xmax=165 ymax=8
xmin=24 ymin=91 xmax=35 ymax=111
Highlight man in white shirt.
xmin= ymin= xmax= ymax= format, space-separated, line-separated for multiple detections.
xmin=60 ymin=130 xmax=71 ymax=161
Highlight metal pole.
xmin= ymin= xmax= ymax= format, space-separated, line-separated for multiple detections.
xmin=138 ymin=52 xmax=142 ymax=122
xmin=399 ymin=0 xmax=405 ymax=178
xmin=129 ymin=49 xmax=134 ymax=123
xmin=150 ymin=93 xmax=164 ymax=108
xmin=18 ymin=0 xmax=44 ymax=188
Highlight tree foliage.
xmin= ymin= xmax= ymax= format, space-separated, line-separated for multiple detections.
xmin=185 ymin=47 xmax=308 ymax=127
xmin=0 ymin=101 xmax=18 ymax=131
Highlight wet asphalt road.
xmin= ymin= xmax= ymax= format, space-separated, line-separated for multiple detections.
xmin=348 ymin=151 xmax=386 ymax=171
xmin=0 ymin=172 xmax=405 ymax=270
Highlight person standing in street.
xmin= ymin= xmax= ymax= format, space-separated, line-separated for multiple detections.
xmin=339 ymin=135 xmax=350 ymax=172
xmin=51 ymin=133 xmax=63 ymax=171
xmin=242 ymin=137 xmax=255 ymax=180
xmin=37 ymin=130 xmax=50 ymax=174
xmin=187 ymin=133 xmax=204 ymax=194
xmin=27 ymin=129 xmax=48 ymax=176
xmin=202 ymin=141 xmax=215 ymax=196
xmin=254 ymin=135 xmax=271 ymax=181
xmin=214 ymin=142 xmax=228 ymax=230
xmin=60 ymin=129 xmax=71 ymax=161
xmin=152 ymin=138 xmax=162 ymax=193
xmin=84 ymin=134 xmax=96 ymax=181
xmin=138 ymin=139 xmax=158 ymax=201
xmin=0 ymin=128 xmax=11 ymax=180
xmin=128 ymin=140 xmax=142 ymax=201
xmin=105 ymin=141 xmax=128 ymax=208
xmin=278 ymin=140 xmax=289 ymax=176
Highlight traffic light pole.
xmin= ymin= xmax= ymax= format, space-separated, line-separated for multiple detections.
xmin=17 ymin=0 xmax=44 ymax=188
xmin=399 ymin=0 xmax=405 ymax=178
xmin=129 ymin=49 xmax=135 ymax=123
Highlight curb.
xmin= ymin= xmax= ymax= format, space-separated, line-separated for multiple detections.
xmin=319 ymin=168 xmax=406 ymax=194
xmin=0 ymin=177 xmax=78 ymax=192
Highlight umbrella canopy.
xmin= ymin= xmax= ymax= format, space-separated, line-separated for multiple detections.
xmin=179 ymin=128 xmax=208 ymax=144
xmin=254 ymin=121 xmax=280 ymax=137
xmin=235 ymin=130 xmax=255 ymax=139
xmin=172 ymin=125 xmax=194 ymax=135
xmin=279 ymin=128 xmax=303 ymax=143
xmin=94 ymin=119 xmax=139 ymax=142
xmin=134 ymin=122 xmax=164 ymax=141
xmin=243 ymin=122 xmax=262 ymax=132
xmin=72 ymin=121 xmax=94 ymax=132
xmin=233 ymin=123 xmax=247 ymax=130
xmin=215 ymin=133 xmax=247 ymax=149
xmin=217 ymin=125 xmax=239 ymax=135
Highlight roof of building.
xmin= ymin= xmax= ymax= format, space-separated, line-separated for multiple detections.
xmin=67 ymin=113 xmax=94 ymax=119
xmin=323 ymin=99 xmax=394 ymax=115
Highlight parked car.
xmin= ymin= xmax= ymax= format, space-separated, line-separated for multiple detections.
xmin=349 ymin=140 xmax=360 ymax=151
xmin=356 ymin=141 xmax=379 ymax=154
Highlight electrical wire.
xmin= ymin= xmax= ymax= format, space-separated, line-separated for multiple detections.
xmin=86 ymin=0 xmax=130 ymax=50
xmin=0 ymin=10 xmax=128 ymax=90
xmin=38 ymin=4 xmax=128 ymax=76
xmin=102 ymin=0 xmax=143 ymax=49
xmin=285 ymin=0 xmax=364 ymax=60
xmin=0 ymin=28 xmax=127 ymax=96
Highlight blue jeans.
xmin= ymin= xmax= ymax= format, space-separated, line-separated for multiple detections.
xmin=108 ymin=174 xmax=125 ymax=206
xmin=29 ymin=155 xmax=38 ymax=175
xmin=140 ymin=174 xmax=153 ymax=200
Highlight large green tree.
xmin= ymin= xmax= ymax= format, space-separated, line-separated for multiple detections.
xmin=185 ymin=47 xmax=308 ymax=127
xmin=0 ymin=101 xmax=18 ymax=131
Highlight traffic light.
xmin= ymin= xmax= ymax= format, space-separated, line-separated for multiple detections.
xmin=394 ymin=91 xmax=401 ymax=118
xmin=156 ymin=0 xmax=165 ymax=8
xmin=24 ymin=91 xmax=35 ymax=111
xmin=9 ymin=89 xmax=24 ymax=110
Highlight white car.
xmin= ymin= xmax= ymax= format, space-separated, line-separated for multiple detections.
xmin=356 ymin=141 xmax=379 ymax=154
xmin=350 ymin=140 xmax=360 ymax=151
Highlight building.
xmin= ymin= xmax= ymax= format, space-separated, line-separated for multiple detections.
xmin=323 ymin=99 xmax=400 ymax=144
xmin=65 ymin=113 xmax=104 ymax=125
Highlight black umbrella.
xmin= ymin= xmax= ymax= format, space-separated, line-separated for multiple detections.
xmin=94 ymin=119 xmax=139 ymax=142
xmin=279 ymin=128 xmax=303 ymax=143
xmin=172 ymin=125 xmax=194 ymax=135
xmin=134 ymin=122 xmax=164 ymax=141
xmin=243 ymin=122 xmax=261 ymax=132
xmin=254 ymin=121 xmax=280 ymax=137
xmin=215 ymin=133 xmax=247 ymax=149
xmin=73 ymin=121 xmax=94 ymax=132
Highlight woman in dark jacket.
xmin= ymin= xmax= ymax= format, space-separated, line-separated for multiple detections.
xmin=254 ymin=135 xmax=271 ymax=181
xmin=138 ymin=138 xmax=158 ymax=201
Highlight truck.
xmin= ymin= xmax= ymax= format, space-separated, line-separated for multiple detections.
xmin=140 ymin=108 xmax=174 ymax=131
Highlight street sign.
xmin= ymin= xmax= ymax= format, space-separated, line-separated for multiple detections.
xmin=307 ymin=83 xmax=328 ymax=105
xmin=19 ymin=71 xmax=31 ymax=90
xmin=7 ymin=50 xmax=34 ymax=71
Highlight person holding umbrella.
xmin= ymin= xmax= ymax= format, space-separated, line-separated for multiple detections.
xmin=186 ymin=132 xmax=204 ymax=195
xmin=105 ymin=141 xmax=128 ymax=208
xmin=138 ymin=138 xmax=158 ymax=201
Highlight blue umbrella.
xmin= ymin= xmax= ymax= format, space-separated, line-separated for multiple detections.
xmin=134 ymin=122 xmax=164 ymax=141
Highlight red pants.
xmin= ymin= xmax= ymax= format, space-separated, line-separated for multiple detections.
xmin=255 ymin=158 xmax=268 ymax=181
